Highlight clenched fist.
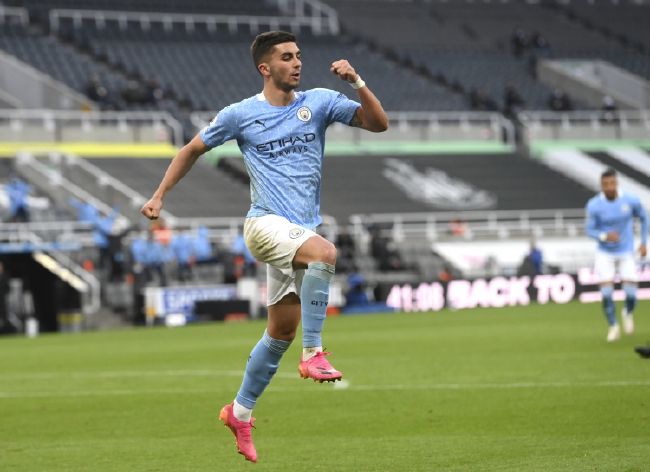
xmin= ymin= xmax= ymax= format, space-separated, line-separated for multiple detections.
xmin=141 ymin=196 xmax=162 ymax=220
xmin=330 ymin=59 xmax=358 ymax=83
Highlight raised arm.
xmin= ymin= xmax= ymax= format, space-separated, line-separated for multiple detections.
xmin=140 ymin=134 xmax=209 ymax=220
xmin=330 ymin=59 xmax=388 ymax=132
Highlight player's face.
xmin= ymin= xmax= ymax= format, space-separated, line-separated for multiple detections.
xmin=265 ymin=42 xmax=302 ymax=92
xmin=601 ymin=175 xmax=618 ymax=200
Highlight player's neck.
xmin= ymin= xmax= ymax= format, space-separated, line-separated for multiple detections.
xmin=262 ymin=86 xmax=295 ymax=107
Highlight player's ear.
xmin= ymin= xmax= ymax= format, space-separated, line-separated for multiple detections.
xmin=258 ymin=62 xmax=270 ymax=77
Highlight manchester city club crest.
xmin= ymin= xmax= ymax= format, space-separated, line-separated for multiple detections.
xmin=289 ymin=227 xmax=305 ymax=239
xmin=297 ymin=106 xmax=312 ymax=122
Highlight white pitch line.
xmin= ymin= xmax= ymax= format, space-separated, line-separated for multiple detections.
xmin=0 ymin=369 xmax=296 ymax=380
xmin=1 ymin=380 xmax=649 ymax=399
xmin=0 ymin=388 xmax=225 ymax=399
xmin=341 ymin=380 xmax=650 ymax=391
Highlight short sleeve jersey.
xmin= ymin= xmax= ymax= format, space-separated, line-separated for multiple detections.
xmin=200 ymin=88 xmax=360 ymax=229
xmin=585 ymin=191 xmax=648 ymax=254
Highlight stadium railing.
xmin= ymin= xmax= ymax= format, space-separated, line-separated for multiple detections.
xmin=349 ymin=208 xmax=586 ymax=245
xmin=0 ymin=5 xmax=29 ymax=24
xmin=171 ymin=213 xmax=338 ymax=245
xmin=0 ymin=220 xmax=94 ymax=247
xmin=42 ymin=152 xmax=177 ymax=225
xmin=518 ymin=109 xmax=650 ymax=143
xmin=349 ymin=209 xmax=596 ymax=279
xmin=16 ymin=151 xmax=339 ymax=248
xmin=274 ymin=0 xmax=339 ymax=34
xmin=14 ymin=152 xmax=131 ymax=229
xmin=49 ymin=5 xmax=339 ymax=36
xmin=191 ymin=110 xmax=515 ymax=148
xmin=0 ymin=109 xmax=183 ymax=146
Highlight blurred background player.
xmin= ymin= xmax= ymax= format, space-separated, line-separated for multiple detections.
xmin=585 ymin=168 xmax=648 ymax=342
xmin=140 ymin=31 xmax=387 ymax=462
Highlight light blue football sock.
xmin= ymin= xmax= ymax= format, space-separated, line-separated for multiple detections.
xmin=235 ymin=330 xmax=291 ymax=409
xmin=623 ymin=283 xmax=637 ymax=314
xmin=300 ymin=261 xmax=335 ymax=348
xmin=601 ymin=285 xmax=616 ymax=326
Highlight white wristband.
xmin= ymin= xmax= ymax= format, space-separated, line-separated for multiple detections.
xmin=599 ymin=232 xmax=607 ymax=242
xmin=350 ymin=75 xmax=366 ymax=90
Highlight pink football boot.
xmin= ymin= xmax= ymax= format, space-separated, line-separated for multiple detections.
xmin=219 ymin=403 xmax=257 ymax=463
xmin=298 ymin=351 xmax=343 ymax=383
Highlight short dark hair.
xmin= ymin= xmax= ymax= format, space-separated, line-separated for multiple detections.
xmin=601 ymin=168 xmax=617 ymax=179
xmin=250 ymin=31 xmax=296 ymax=69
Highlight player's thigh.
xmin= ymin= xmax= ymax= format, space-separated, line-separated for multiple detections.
xmin=618 ymin=253 xmax=639 ymax=283
xmin=244 ymin=215 xmax=315 ymax=275
xmin=293 ymin=234 xmax=337 ymax=268
xmin=595 ymin=251 xmax=616 ymax=284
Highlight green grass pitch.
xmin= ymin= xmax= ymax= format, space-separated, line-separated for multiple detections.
xmin=1 ymin=301 xmax=649 ymax=471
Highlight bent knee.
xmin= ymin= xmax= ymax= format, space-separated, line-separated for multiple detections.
xmin=295 ymin=236 xmax=337 ymax=267
xmin=320 ymin=241 xmax=337 ymax=265
xmin=316 ymin=241 xmax=337 ymax=265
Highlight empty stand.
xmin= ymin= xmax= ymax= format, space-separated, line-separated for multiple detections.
xmin=215 ymin=153 xmax=593 ymax=224
xmin=2 ymin=0 xmax=648 ymax=117
xmin=324 ymin=0 xmax=650 ymax=110
xmin=559 ymin=1 xmax=650 ymax=49
xmin=3 ymin=0 xmax=278 ymax=18
xmin=432 ymin=1 xmax=617 ymax=52
xmin=71 ymin=23 xmax=467 ymax=112
xmin=0 ymin=20 xmax=129 ymax=106
xmin=409 ymin=50 xmax=552 ymax=110
xmin=88 ymin=157 xmax=250 ymax=218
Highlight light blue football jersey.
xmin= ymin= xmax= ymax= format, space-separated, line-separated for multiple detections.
xmin=585 ymin=191 xmax=648 ymax=254
xmin=200 ymin=88 xmax=360 ymax=229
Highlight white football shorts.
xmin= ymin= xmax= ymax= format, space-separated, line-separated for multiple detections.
xmin=243 ymin=214 xmax=316 ymax=305
xmin=594 ymin=250 xmax=638 ymax=284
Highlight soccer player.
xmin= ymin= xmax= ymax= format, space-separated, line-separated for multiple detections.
xmin=140 ymin=31 xmax=388 ymax=462
xmin=585 ymin=168 xmax=648 ymax=342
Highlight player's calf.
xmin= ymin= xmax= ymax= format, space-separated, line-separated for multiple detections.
xmin=622 ymin=283 xmax=637 ymax=335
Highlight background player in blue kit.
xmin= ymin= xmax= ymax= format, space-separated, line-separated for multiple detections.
xmin=585 ymin=168 xmax=648 ymax=342
xmin=140 ymin=31 xmax=388 ymax=462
